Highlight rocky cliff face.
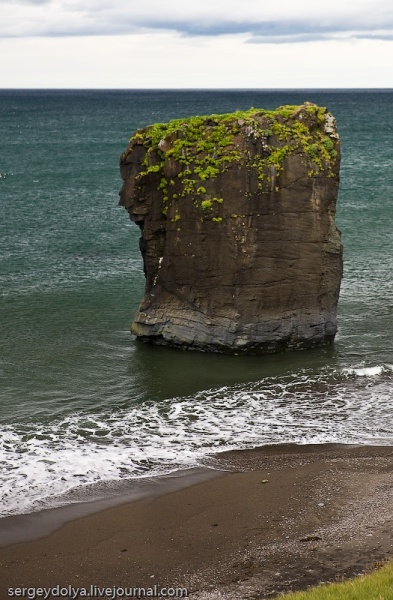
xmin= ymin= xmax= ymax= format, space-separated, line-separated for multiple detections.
xmin=119 ymin=103 xmax=342 ymax=353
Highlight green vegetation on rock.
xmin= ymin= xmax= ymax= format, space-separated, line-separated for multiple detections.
xmin=122 ymin=104 xmax=339 ymax=221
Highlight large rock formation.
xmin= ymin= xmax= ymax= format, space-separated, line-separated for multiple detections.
xmin=119 ymin=103 xmax=342 ymax=353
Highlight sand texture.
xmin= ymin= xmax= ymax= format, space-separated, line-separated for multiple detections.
xmin=1 ymin=444 xmax=393 ymax=599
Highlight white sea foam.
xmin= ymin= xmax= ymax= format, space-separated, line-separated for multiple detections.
xmin=342 ymin=364 xmax=393 ymax=377
xmin=1 ymin=365 xmax=393 ymax=517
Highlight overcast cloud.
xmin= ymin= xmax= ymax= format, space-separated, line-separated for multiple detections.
xmin=2 ymin=0 xmax=393 ymax=42
xmin=1 ymin=0 xmax=392 ymax=88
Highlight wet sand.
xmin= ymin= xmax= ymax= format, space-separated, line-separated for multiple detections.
xmin=1 ymin=444 xmax=393 ymax=598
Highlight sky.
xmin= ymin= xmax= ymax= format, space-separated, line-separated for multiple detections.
xmin=1 ymin=0 xmax=393 ymax=88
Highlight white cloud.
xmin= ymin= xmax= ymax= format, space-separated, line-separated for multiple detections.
xmin=2 ymin=0 xmax=393 ymax=41
xmin=1 ymin=33 xmax=392 ymax=89
xmin=1 ymin=0 xmax=392 ymax=88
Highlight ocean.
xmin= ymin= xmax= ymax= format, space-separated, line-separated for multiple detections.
xmin=1 ymin=89 xmax=392 ymax=519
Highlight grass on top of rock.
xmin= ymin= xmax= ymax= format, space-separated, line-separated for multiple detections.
xmin=280 ymin=560 xmax=393 ymax=600
xmin=123 ymin=104 xmax=338 ymax=220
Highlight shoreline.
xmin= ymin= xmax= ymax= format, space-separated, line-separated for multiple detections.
xmin=0 ymin=467 xmax=225 ymax=549
xmin=0 ymin=443 xmax=359 ymax=548
xmin=1 ymin=443 xmax=393 ymax=598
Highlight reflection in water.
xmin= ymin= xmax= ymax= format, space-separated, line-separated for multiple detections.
xmin=128 ymin=340 xmax=341 ymax=403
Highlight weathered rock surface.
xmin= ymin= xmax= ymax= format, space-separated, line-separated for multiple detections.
xmin=119 ymin=103 xmax=342 ymax=353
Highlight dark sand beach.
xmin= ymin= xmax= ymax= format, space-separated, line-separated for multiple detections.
xmin=1 ymin=444 xmax=393 ymax=599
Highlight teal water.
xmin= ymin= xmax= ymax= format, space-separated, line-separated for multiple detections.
xmin=1 ymin=90 xmax=392 ymax=517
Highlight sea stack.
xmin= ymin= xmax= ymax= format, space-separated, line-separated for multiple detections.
xmin=119 ymin=103 xmax=343 ymax=353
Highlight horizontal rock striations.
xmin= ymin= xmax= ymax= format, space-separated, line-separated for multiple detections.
xmin=119 ymin=103 xmax=343 ymax=353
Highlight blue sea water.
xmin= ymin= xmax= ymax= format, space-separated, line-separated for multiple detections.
xmin=0 ymin=89 xmax=393 ymax=518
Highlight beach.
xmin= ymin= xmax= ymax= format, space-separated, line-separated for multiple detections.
xmin=1 ymin=444 xmax=393 ymax=599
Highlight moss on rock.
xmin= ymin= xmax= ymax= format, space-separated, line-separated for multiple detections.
xmin=120 ymin=103 xmax=339 ymax=223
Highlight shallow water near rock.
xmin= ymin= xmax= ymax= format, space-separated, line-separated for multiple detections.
xmin=1 ymin=89 xmax=393 ymax=518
